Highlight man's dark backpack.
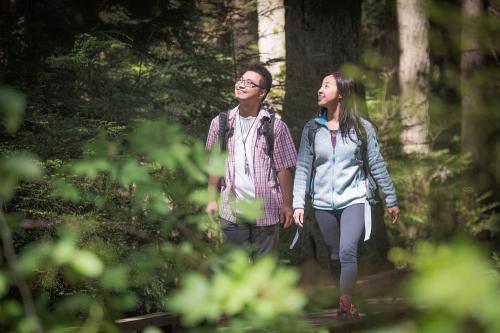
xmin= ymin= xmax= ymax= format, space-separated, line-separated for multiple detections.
xmin=217 ymin=110 xmax=276 ymax=188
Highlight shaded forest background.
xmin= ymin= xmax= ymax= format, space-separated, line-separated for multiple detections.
xmin=0 ymin=0 xmax=499 ymax=332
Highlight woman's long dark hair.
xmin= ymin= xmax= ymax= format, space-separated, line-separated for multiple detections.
xmin=319 ymin=71 xmax=370 ymax=142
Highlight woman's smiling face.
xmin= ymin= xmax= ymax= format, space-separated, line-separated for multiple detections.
xmin=317 ymin=75 xmax=340 ymax=108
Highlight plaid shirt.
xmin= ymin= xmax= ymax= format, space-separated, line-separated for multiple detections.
xmin=206 ymin=107 xmax=297 ymax=226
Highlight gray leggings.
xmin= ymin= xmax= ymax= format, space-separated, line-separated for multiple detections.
xmin=314 ymin=203 xmax=365 ymax=295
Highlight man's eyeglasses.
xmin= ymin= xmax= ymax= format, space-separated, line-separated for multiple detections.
xmin=235 ymin=78 xmax=264 ymax=89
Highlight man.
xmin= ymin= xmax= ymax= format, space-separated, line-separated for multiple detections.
xmin=205 ymin=64 xmax=296 ymax=257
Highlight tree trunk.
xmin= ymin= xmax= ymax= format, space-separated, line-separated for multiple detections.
xmin=226 ymin=0 xmax=259 ymax=76
xmin=460 ymin=0 xmax=483 ymax=160
xmin=397 ymin=0 xmax=430 ymax=154
xmin=283 ymin=0 xmax=361 ymax=269
xmin=257 ymin=0 xmax=285 ymax=113
xmin=283 ymin=0 xmax=362 ymax=137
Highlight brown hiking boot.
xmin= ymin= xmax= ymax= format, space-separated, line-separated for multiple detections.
xmin=335 ymin=294 xmax=359 ymax=320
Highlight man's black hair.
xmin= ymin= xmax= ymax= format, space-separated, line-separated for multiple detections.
xmin=245 ymin=64 xmax=272 ymax=100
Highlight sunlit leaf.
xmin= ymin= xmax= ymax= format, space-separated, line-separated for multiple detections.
xmin=71 ymin=250 xmax=104 ymax=278
xmin=188 ymin=188 xmax=218 ymax=205
xmin=52 ymin=239 xmax=76 ymax=265
xmin=0 ymin=153 xmax=43 ymax=200
xmin=230 ymin=198 xmax=263 ymax=221
xmin=143 ymin=326 xmax=163 ymax=333
xmin=168 ymin=273 xmax=211 ymax=326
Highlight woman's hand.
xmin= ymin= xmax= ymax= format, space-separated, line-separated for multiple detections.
xmin=388 ymin=206 xmax=400 ymax=224
xmin=293 ymin=208 xmax=305 ymax=228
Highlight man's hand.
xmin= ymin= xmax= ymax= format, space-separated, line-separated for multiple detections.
xmin=388 ymin=206 xmax=400 ymax=224
xmin=280 ymin=205 xmax=294 ymax=228
xmin=205 ymin=201 xmax=218 ymax=222
xmin=293 ymin=208 xmax=304 ymax=228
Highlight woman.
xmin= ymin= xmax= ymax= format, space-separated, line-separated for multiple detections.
xmin=292 ymin=72 xmax=400 ymax=318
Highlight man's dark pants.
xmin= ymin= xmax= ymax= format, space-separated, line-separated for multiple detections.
xmin=220 ymin=218 xmax=279 ymax=258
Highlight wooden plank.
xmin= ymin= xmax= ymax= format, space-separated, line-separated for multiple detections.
xmin=115 ymin=312 xmax=180 ymax=333
xmin=306 ymin=297 xmax=413 ymax=332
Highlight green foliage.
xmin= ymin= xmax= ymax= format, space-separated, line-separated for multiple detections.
xmin=229 ymin=198 xmax=264 ymax=221
xmin=168 ymin=250 xmax=310 ymax=332
xmin=0 ymin=86 xmax=26 ymax=133
xmin=342 ymin=46 xmax=500 ymax=248
xmin=407 ymin=240 xmax=500 ymax=333
xmin=0 ymin=79 xmax=309 ymax=332
xmin=1 ymin=1 xmax=499 ymax=332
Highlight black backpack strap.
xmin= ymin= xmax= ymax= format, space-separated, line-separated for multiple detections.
xmin=305 ymin=119 xmax=319 ymax=197
xmin=359 ymin=119 xmax=379 ymax=204
xmin=218 ymin=110 xmax=233 ymax=189
xmin=262 ymin=113 xmax=276 ymax=159
xmin=306 ymin=118 xmax=319 ymax=159
xmin=260 ymin=113 xmax=276 ymax=158
xmin=219 ymin=110 xmax=229 ymax=152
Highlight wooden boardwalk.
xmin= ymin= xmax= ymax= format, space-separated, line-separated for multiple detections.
xmin=115 ymin=269 xmax=411 ymax=333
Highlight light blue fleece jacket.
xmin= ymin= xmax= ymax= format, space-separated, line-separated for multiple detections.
xmin=292 ymin=115 xmax=398 ymax=211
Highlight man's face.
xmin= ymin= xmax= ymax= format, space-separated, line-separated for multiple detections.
xmin=234 ymin=71 xmax=266 ymax=102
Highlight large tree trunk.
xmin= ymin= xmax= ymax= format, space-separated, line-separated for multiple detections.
xmin=226 ymin=0 xmax=259 ymax=76
xmin=460 ymin=0 xmax=483 ymax=160
xmin=257 ymin=0 xmax=285 ymax=113
xmin=397 ymin=0 xmax=430 ymax=154
xmin=283 ymin=0 xmax=362 ymax=269
xmin=283 ymin=0 xmax=362 ymax=137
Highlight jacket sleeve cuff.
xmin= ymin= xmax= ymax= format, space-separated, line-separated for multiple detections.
xmin=293 ymin=203 xmax=305 ymax=210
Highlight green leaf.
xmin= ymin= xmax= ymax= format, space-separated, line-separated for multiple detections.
xmin=101 ymin=266 xmax=129 ymax=291
xmin=167 ymin=274 xmax=211 ymax=326
xmin=50 ymin=179 xmax=81 ymax=202
xmin=119 ymin=160 xmax=151 ymax=186
xmin=72 ymin=159 xmax=112 ymax=179
xmin=408 ymin=240 xmax=500 ymax=332
xmin=52 ymin=239 xmax=76 ymax=265
xmin=70 ymin=250 xmax=104 ymax=278
xmin=17 ymin=242 xmax=52 ymax=275
xmin=203 ymin=149 xmax=227 ymax=177
xmin=0 ymin=273 xmax=9 ymax=297
xmin=230 ymin=198 xmax=263 ymax=221
xmin=188 ymin=188 xmax=218 ymax=205
xmin=0 ymin=153 xmax=43 ymax=185
xmin=0 ymin=86 xmax=26 ymax=133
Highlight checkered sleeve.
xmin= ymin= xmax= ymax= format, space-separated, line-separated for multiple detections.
xmin=205 ymin=116 xmax=220 ymax=151
xmin=273 ymin=120 xmax=297 ymax=171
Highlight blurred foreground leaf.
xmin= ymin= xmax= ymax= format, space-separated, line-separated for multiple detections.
xmin=0 ymin=86 xmax=26 ymax=133
xmin=408 ymin=240 xmax=500 ymax=333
